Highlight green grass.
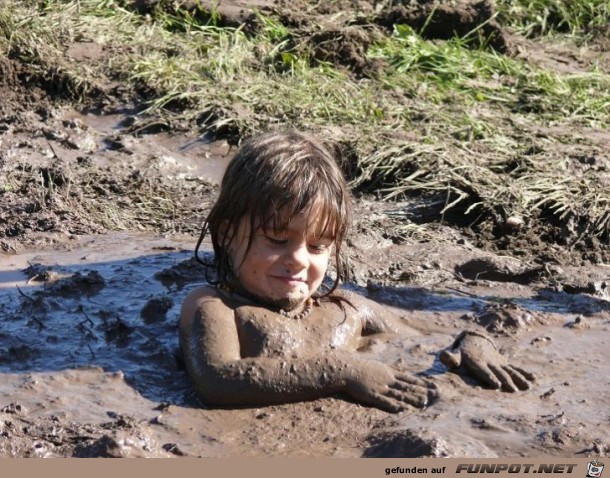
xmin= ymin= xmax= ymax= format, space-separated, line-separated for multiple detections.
xmin=369 ymin=25 xmax=610 ymax=127
xmin=0 ymin=0 xmax=133 ymax=98
xmin=496 ymin=0 xmax=610 ymax=39
xmin=1 ymin=0 xmax=609 ymax=242
xmin=355 ymin=24 xmax=610 ymax=238
xmin=129 ymin=24 xmax=385 ymax=135
xmin=3 ymin=1 xmax=607 ymax=130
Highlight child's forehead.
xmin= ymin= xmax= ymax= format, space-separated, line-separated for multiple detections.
xmin=257 ymin=204 xmax=337 ymax=236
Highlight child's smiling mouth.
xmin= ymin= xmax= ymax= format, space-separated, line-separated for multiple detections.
xmin=270 ymin=275 xmax=307 ymax=286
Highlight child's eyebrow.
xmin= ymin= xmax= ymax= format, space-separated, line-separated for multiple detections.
xmin=262 ymin=225 xmax=335 ymax=240
xmin=307 ymin=230 xmax=336 ymax=243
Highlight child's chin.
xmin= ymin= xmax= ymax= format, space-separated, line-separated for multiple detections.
xmin=269 ymin=294 xmax=308 ymax=312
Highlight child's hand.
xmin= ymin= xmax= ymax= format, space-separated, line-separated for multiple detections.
xmin=344 ymin=360 xmax=438 ymax=413
xmin=440 ymin=330 xmax=535 ymax=392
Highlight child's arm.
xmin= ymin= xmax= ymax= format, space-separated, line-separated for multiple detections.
xmin=179 ymin=289 xmax=436 ymax=413
xmin=334 ymin=291 xmax=535 ymax=392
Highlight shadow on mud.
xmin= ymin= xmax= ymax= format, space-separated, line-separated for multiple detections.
xmin=0 ymin=247 xmax=211 ymax=407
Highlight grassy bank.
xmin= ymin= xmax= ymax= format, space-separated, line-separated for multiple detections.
xmin=1 ymin=0 xmax=609 ymax=252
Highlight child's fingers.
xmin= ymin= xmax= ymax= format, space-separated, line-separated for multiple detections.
xmin=503 ymin=365 xmax=533 ymax=390
xmin=370 ymin=392 xmax=405 ymax=413
xmin=464 ymin=359 xmax=502 ymax=389
xmin=391 ymin=379 xmax=439 ymax=406
xmin=509 ymin=365 xmax=535 ymax=382
xmin=393 ymin=374 xmax=439 ymax=402
xmin=390 ymin=380 xmax=427 ymax=396
xmin=387 ymin=376 xmax=434 ymax=407
xmin=489 ymin=364 xmax=518 ymax=392
xmin=385 ymin=388 xmax=428 ymax=409
xmin=394 ymin=372 xmax=430 ymax=388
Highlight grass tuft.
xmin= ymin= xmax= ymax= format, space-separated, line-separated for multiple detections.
xmin=496 ymin=0 xmax=610 ymax=39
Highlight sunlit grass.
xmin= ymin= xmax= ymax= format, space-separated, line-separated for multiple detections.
xmin=353 ymin=133 xmax=610 ymax=238
xmin=129 ymin=21 xmax=386 ymax=135
xmin=369 ymin=25 xmax=610 ymax=126
xmin=1 ymin=0 xmax=609 ymax=240
xmin=496 ymin=0 xmax=610 ymax=39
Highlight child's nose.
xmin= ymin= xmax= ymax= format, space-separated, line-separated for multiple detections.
xmin=284 ymin=242 xmax=308 ymax=268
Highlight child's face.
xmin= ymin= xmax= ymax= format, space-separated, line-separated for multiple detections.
xmin=228 ymin=203 xmax=334 ymax=311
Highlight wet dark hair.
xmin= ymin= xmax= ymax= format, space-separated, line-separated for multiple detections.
xmin=195 ymin=130 xmax=352 ymax=297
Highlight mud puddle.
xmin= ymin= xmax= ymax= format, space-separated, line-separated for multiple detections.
xmin=0 ymin=233 xmax=196 ymax=403
xmin=1 ymin=233 xmax=609 ymax=457
xmin=63 ymin=108 xmax=233 ymax=184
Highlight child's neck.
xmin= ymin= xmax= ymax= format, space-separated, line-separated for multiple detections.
xmin=216 ymin=281 xmax=314 ymax=319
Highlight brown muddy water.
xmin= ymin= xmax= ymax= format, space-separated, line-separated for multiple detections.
xmin=1 ymin=230 xmax=609 ymax=457
xmin=1 ymin=107 xmax=609 ymax=458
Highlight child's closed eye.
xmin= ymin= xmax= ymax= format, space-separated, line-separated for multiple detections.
xmin=263 ymin=231 xmax=288 ymax=245
xmin=308 ymin=241 xmax=333 ymax=253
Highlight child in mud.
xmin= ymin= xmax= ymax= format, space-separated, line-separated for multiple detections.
xmin=179 ymin=131 xmax=534 ymax=413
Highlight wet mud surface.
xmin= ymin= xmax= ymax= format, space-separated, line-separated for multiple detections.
xmin=1 ymin=230 xmax=609 ymax=457
xmin=1 ymin=0 xmax=610 ymax=459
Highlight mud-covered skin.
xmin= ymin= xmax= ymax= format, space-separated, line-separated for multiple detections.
xmin=179 ymin=286 xmax=438 ymax=413
xmin=440 ymin=330 xmax=535 ymax=392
